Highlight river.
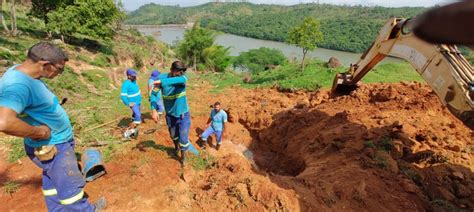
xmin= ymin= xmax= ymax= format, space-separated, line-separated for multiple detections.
xmin=137 ymin=26 xmax=401 ymax=66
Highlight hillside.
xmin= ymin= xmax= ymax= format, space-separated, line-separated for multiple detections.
xmin=127 ymin=3 xmax=427 ymax=53
xmin=1 ymin=3 xmax=473 ymax=212
xmin=0 ymin=4 xmax=174 ymax=167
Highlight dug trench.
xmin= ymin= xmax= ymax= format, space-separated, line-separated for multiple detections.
xmin=228 ymin=82 xmax=473 ymax=211
xmin=1 ymin=81 xmax=473 ymax=211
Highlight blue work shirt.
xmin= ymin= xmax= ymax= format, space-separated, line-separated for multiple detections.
xmin=147 ymin=78 xmax=162 ymax=102
xmin=158 ymin=73 xmax=189 ymax=117
xmin=210 ymin=109 xmax=228 ymax=131
xmin=120 ymin=80 xmax=142 ymax=106
xmin=0 ymin=65 xmax=73 ymax=148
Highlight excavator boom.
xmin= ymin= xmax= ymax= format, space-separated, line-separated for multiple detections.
xmin=332 ymin=18 xmax=474 ymax=129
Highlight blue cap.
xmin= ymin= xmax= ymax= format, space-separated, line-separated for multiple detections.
xmin=151 ymin=70 xmax=160 ymax=77
xmin=150 ymin=70 xmax=160 ymax=81
xmin=126 ymin=69 xmax=137 ymax=76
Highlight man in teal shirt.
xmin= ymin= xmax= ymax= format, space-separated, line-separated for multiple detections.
xmin=0 ymin=42 xmax=105 ymax=211
xmin=153 ymin=61 xmax=198 ymax=166
xmin=200 ymin=102 xmax=228 ymax=150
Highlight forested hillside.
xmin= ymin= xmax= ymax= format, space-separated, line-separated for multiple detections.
xmin=127 ymin=3 xmax=427 ymax=52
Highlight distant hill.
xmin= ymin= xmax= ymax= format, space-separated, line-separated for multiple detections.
xmin=126 ymin=3 xmax=427 ymax=53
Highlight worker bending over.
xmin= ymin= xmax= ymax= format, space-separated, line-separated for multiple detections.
xmin=0 ymin=42 xmax=106 ymax=211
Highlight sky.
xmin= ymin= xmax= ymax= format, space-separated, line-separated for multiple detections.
xmin=122 ymin=0 xmax=456 ymax=11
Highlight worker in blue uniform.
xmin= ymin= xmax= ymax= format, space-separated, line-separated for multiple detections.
xmin=120 ymin=69 xmax=142 ymax=136
xmin=0 ymin=42 xmax=106 ymax=211
xmin=148 ymin=70 xmax=164 ymax=124
xmin=153 ymin=61 xmax=198 ymax=166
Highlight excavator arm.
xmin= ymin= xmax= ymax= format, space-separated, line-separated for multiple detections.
xmin=332 ymin=18 xmax=474 ymax=129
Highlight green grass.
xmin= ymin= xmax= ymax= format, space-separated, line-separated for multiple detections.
xmin=375 ymin=156 xmax=388 ymax=170
xmin=188 ymin=152 xmax=217 ymax=171
xmin=91 ymin=55 xmax=112 ymax=68
xmin=76 ymin=54 xmax=93 ymax=63
xmin=194 ymin=71 xmax=245 ymax=93
xmin=6 ymin=137 xmax=26 ymax=163
xmin=197 ymin=59 xmax=423 ymax=92
xmin=3 ymin=181 xmax=21 ymax=195
xmin=364 ymin=140 xmax=376 ymax=149
xmin=103 ymin=140 xmax=117 ymax=163
xmin=363 ymin=62 xmax=422 ymax=83
xmin=81 ymin=69 xmax=112 ymax=91
xmin=378 ymin=136 xmax=394 ymax=152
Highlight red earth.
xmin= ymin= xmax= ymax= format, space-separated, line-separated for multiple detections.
xmin=1 ymin=81 xmax=473 ymax=211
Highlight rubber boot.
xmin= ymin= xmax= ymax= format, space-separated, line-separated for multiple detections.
xmin=180 ymin=150 xmax=186 ymax=167
xmin=200 ymin=138 xmax=207 ymax=149
xmin=173 ymin=140 xmax=180 ymax=157
xmin=94 ymin=197 xmax=107 ymax=212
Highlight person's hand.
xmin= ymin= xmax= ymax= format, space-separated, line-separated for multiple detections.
xmin=153 ymin=80 xmax=162 ymax=86
xmin=129 ymin=103 xmax=135 ymax=107
xmin=151 ymin=110 xmax=158 ymax=123
xmin=33 ymin=125 xmax=51 ymax=140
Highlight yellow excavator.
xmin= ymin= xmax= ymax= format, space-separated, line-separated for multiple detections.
xmin=331 ymin=2 xmax=474 ymax=130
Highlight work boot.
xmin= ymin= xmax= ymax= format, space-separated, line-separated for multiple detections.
xmin=173 ymin=141 xmax=180 ymax=157
xmin=216 ymin=143 xmax=221 ymax=151
xmin=200 ymin=139 xmax=207 ymax=149
xmin=131 ymin=128 xmax=139 ymax=139
xmin=93 ymin=197 xmax=107 ymax=212
xmin=180 ymin=150 xmax=186 ymax=167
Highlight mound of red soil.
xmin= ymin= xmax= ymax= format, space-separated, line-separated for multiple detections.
xmin=1 ymin=82 xmax=472 ymax=211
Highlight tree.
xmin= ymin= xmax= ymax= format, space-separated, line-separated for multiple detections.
xmin=46 ymin=0 xmax=123 ymax=40
xmin=203 ymin=45 xmax=232 ymax=72
xmin=10 ymin=0 xmax=16 ymax=36
xmin=0 ymin=0 xmax=10 ymax=33
xmin=234 ymin=47 xmax=287 ymax=73
xmin=30 ymin=0 xmax=74 ymax=24
xmin=177 ymin=23 xmax=215 ymax=70
xmin=287 ymin=17 xmax=323 ymax=71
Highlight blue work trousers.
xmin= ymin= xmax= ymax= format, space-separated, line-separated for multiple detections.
xmin=201 ymin=126 xmax=223 ymax=144
xmin=165 ymin=112 xmax=199 ymax=155
xmin=25 ymin=139 xmax=94 ymax=212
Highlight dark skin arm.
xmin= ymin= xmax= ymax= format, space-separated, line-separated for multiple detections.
xmin=0 ymin=107 xmax=51 ymax=140
xmin=221 ymin=122 xmax=225 ymax=140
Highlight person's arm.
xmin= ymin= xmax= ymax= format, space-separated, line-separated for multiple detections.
xmin=221 ymin=113 xmax=228 ymax=139
xmin=0 ymin=108 xmax=50 ymax=140
xmin=120 ymin=81 xmax=130 ymax=106
xmin=155 ymin=75 xmax=187 ymax=87
xmin=148 ymin=84 xmax=153 ymax=99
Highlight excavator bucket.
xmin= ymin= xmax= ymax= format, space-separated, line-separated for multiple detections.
xmin=331 ymin=73 xmax=358 ymax=97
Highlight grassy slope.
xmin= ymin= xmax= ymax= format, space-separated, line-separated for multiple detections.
xmin=199 ymin=59 xmax=422 ymax=93
xmin=0 ymin=6 xmax=171 ymax=163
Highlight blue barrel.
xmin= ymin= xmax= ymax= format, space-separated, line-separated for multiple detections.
xmin=82 ymin=148 xmax=106 ymax=182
